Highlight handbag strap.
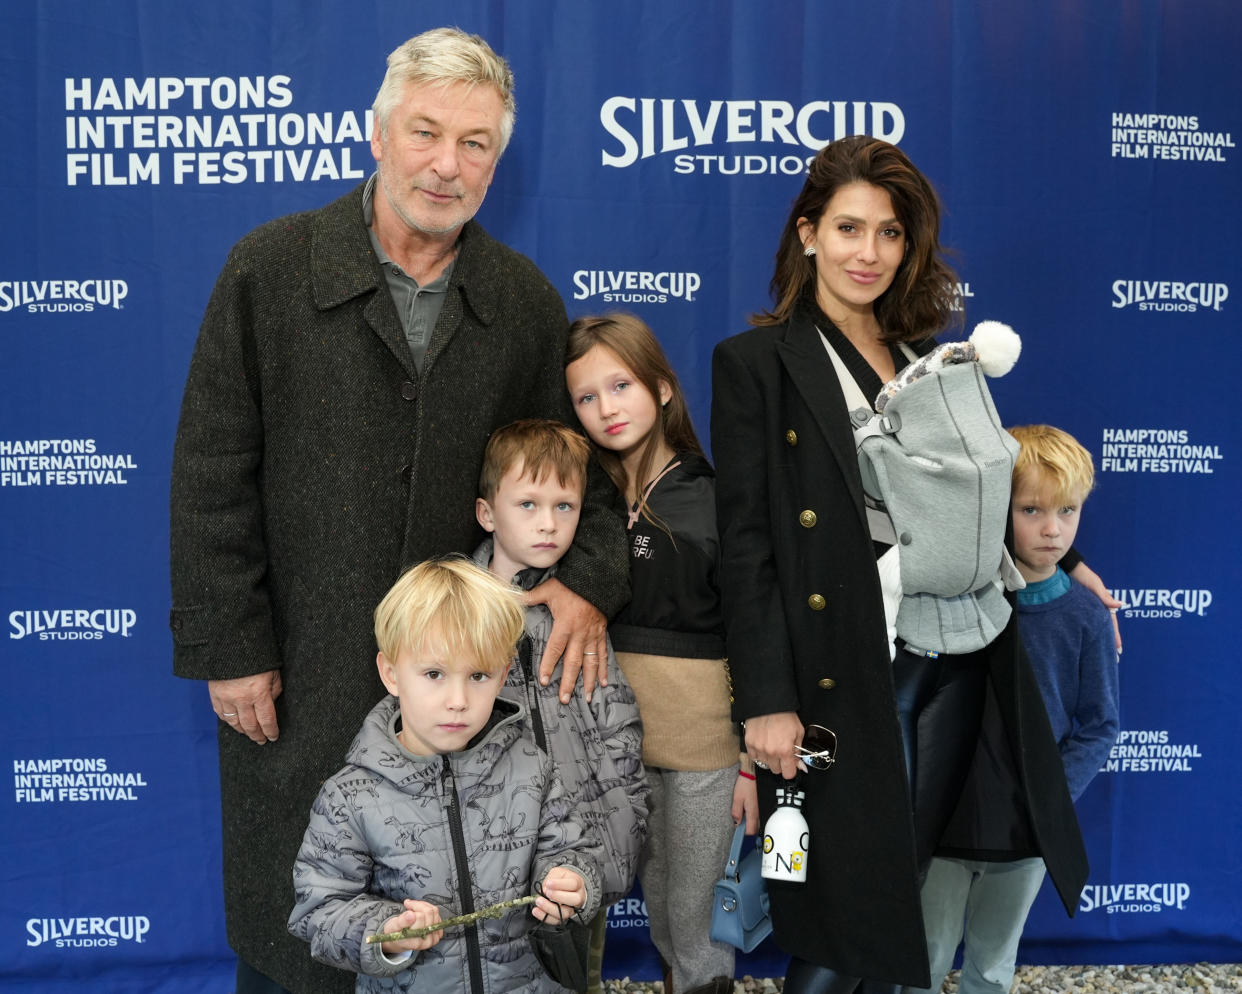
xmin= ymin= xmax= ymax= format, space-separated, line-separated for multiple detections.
xmin=722 ymin=822 xmax=747 ymax=881
xmin=816 ymin=328 xmax=914 ymax=548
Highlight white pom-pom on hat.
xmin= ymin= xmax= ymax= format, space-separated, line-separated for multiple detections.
xmin=969 ymin=321 xmax=1021 ymax=377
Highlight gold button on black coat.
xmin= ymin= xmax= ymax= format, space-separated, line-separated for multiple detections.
xmin=808 ymin=593 xmax=826 ymax=610
xmin=817 ymin=677 xmax=836 ymax=690
xmin=785 ymin=429 xmax=798 ymax=445
xmin=799 ymin=509 xmax=817 ymax=528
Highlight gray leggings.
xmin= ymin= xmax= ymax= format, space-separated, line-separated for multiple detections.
xmin=638 ymin=764 xmax=739 ymax=991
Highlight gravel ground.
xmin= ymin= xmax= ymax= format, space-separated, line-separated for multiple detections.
xmin=600 ymin=963 xmax=1242 ymax=993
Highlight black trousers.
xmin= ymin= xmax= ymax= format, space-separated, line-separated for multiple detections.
xmin=784 ymin=646 xmax=988 ymax=994
xmin=893 ymin=645 xmax=989 ymax=870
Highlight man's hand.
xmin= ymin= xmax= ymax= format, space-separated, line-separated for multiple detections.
xmin=523 ymin=578 xmax=607 ymax=704
xmin=744 ymin=711 xmax=804 ymax=781
xmin=209 ymin=670 xmax=282 ymax=744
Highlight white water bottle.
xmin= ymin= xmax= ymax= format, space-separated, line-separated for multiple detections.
xmin=761 ymin=786 xmax=809 ymax=882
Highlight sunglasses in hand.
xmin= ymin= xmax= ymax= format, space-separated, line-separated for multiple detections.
xmin=749 ymin=723 xmax=838 ymax=773
xmin=794 ymin=724 xmax=838 ymax=771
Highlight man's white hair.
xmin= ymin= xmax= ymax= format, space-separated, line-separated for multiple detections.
xmin=372 ymin=27 xmax=515 ymax=155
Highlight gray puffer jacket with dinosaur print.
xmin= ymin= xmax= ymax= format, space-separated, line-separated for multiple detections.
xmin=289 ymin=695 xmax=602 ymax=993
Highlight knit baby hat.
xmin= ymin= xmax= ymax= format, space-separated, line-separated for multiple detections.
xmin=875 ymin=320 xmax=1021 ymax=412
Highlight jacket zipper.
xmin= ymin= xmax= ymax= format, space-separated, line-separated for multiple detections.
xmin=441 ymin=757 xmax=484 ymax=994
xmin=519 ymin=635 xmax=547 ymax=750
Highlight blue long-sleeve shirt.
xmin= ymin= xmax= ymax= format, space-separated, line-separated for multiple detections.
xmin=1017 ymin=568 xmax=1120 ymax=801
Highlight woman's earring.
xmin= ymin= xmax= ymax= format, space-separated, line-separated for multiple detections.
xmin=804 ymin=245 xmax=816 ymax=256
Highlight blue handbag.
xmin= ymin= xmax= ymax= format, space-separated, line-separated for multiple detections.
xmin=709 ymin=822 xmax=772 ymax=952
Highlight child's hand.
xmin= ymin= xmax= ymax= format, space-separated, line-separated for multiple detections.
xmin=732 ymin=770 xmax=760 ymax=834
xmin=533 ymin=867 xmax=586 ymax=924
xmin=380 ymin=899 xmax=443 ymax=956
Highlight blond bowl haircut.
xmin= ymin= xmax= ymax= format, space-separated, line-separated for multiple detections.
xmin=1008 ymin=424 xmax=1096 ymax=508
xmin=479 ymin=419 xmax=590 ymax=503
xmin=372 ymin=27 xmax=516 ymax=155
xmin=373 ymin=557 xmax=525 ymax=675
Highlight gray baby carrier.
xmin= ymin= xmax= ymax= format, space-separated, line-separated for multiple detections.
xmin=852 ymin=332 xmax=1022 ymax=655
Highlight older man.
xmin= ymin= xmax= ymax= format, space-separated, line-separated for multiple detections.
xmin=170 ymin=29 xmax=628 ymax=994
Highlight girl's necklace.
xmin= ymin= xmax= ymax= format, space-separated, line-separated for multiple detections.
xmin=626 ymin=458 xmax=681 ymax=530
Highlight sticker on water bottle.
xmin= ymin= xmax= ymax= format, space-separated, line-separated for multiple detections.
xmin=761 ymin=788 xmax=809 ymax=882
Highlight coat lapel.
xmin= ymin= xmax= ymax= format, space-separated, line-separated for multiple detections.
xmin=776 ymin=311 xmax=871 ymax=536
xmin=309 ymin=184 xmax=415 ymax=379
xmin=421 ymin=221 xmax=499 ymax=378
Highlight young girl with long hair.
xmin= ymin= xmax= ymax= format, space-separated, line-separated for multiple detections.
xmin=566 ymin=313 xmax=758 ymax=994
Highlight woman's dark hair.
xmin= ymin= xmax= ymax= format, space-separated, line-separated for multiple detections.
xmin=753 ymin=135 xmax=960 ymax=343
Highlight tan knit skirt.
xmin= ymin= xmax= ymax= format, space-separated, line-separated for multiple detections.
xmin=614 ymin=651 xmax=741 ymax=771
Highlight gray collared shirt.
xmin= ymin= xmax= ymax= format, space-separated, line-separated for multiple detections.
xmin=363 ymin=173 xmax=453 ymax=373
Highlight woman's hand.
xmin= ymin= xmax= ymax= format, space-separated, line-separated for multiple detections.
xmin=1068 ymin=561 xmax=1123 ymax=655
xmin=744 ymin=712 xmax=804 ymax=780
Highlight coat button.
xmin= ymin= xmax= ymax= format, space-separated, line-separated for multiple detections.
xmin=401 ymin=381 xmax=417 ymax=401
xmin=808 ymin=594 xmax=826 ymax=610
xmin=799 ymin=509 xmax=817 ymax=528
xmin=817 ymin=677 xmax=836 ymax=690
xmin=899 ymin=532 xmax=913 ymax=545
xmin=785 ymin=429 xmax=798 ymax=446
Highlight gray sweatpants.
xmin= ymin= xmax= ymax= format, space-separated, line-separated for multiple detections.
xmin=639 ymin=764 xmax=739 ymax=991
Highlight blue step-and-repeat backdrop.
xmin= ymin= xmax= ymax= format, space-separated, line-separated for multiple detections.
xmin=2 ymin=2 xmax=1239 ymax=991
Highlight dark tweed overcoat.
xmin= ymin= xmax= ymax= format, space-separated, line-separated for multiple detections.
xmin=710 ymin=308 xmax=1088 ymax=988
xmin=170 ymin=184 xmax=629 ymax=994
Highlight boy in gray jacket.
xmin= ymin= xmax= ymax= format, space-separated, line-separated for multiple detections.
xmin=474 ymin=419 xmax=648 ymax=989
xmin=289 ymin=558 xmax=602 ymax=993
